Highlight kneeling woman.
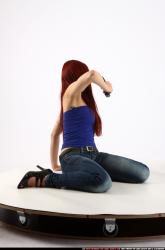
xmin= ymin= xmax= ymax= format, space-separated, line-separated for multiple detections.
xmin=18 ymin=60 xmax=150 ymax=193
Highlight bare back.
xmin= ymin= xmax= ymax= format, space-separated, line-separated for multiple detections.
xmin=62 ymin=93 xmax=87 ymax=112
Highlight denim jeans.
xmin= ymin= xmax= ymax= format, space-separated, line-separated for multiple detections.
xmin=45 ymin=149 xmax=150 ymax=193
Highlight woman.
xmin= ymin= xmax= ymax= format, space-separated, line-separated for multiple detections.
xmin=17 ymin=59 xmax=150 ymax=192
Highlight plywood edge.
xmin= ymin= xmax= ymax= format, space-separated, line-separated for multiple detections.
xmin=0 ymin=203 xmax=165 ymax=219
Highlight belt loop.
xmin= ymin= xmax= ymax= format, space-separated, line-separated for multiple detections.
xmin=80 ymin=147 xmax=84 ymax=153
xmin=86 ymin=146 xmax=94 ymax=152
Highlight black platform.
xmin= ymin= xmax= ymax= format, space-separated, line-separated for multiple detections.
xmin=0 ymin=207 xmax=165 ymax=239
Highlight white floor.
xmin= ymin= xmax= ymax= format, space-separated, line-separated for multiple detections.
xmin=0 ymin=162 xmax=165 ymax=247
xmin=0 ymin=222 xmax=165 ymax=247
xmin=0 ymin=163 xmax=165 ymax=216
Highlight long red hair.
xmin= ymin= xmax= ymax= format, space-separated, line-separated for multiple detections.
xmin=59 ymin=59 xmax=102 ymax=136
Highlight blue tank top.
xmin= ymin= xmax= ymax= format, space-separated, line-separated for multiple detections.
xmin=61 ymin=105 xmax=97 ymax=149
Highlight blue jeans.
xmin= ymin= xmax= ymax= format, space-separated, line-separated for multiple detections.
xmin=45 ymin=150 xmax=150 ymax=193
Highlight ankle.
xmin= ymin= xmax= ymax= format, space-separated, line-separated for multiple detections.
xmin=41 ymin=175 xmax=48 ymax=187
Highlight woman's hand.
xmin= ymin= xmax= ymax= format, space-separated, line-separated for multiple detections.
xmin=104 ymin=81 xmax=113 ymax=93
xmin=52 ymin=164 xmax=61 ymax=171
xmin=101 ymin=76 xmax=113 ymax=93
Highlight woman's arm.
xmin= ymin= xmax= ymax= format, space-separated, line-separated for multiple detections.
xmin=64 ymin=70 xmax=113 ymax=97
xmin=50 ymin=113 xmax=62 ymax=171
xmin=50 ymin=134 xmax=61 ymax=171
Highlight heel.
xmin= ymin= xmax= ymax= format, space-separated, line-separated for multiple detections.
xmin=36 ymin=165 xmax=53 ymax=174
xmin=36 ymin=165 xmax=45 ymax=171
